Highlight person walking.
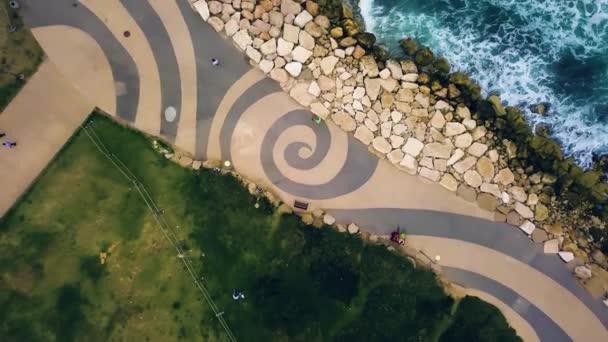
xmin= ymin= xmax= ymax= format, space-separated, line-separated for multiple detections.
xmin=2 ymin=141 xmax=17 ymax=148
xmin=211 ymin=58 xmax=220 ymax=66
xmin=0 ymin=132 xmax=5 ymax=138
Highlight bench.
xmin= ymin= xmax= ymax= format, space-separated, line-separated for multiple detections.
xmin=294 ymin=200 xmax=309 ymax=210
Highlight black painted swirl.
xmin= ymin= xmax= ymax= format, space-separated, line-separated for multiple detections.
xmin=260 ymin=110 xmax=378 ymax=200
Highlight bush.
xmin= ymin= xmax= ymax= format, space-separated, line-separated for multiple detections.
xmin=440 ymin=296 xmax=522 ymax=342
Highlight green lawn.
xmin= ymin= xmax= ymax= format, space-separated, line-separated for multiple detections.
xmin=0 ymin=113 xmax=520 ymax=341
xmin=0 ymin=1 xmax=43 ymax=110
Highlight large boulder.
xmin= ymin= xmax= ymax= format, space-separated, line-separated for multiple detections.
xmin=354 ymin=126 xmax=374 ymax=145
xmin=422 ymin=143 xmax=453 ymax=159
xmin=294 ymin=10 xmax=313 ymax=28
xmin=359 ymin=55 xmax=379 ymax=77
xmin=283 ymin=23 xmax=300 ymax=43
xmin=355 ymin=32 xmax=376 ymax=49
xmin=233 ymin=29 xmax=253 ymax=51
xmin=285 ymin=61 xmax=303 ymax=77
xmin=277 ymin=38 xmax=294 ymax=56
xmin=402 ymin=138 xmax=424 ymax=157
xmin=320 ymin=56 xmax=339 ymax=75
xmin=281 ymin=0 xmax=302 ymax=16
xmin=291 ymin=46 xmax=313 ymax=63
xmin=399 ymin=37 xmax=418 ymax=55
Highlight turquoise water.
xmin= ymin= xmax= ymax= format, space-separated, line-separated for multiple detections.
xmin=359 ymin=0 xmax=608 ymax=167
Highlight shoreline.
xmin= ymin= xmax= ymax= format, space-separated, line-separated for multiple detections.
xmin=345 ymin=0 xmax=608 ymax=271
xmin=190 ymin=0 xmax=608 ymax=295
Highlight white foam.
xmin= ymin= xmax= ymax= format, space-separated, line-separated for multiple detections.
xmin=360 ymin=0 xmax=608 ymax=167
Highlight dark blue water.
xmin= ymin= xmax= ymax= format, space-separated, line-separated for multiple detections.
xmin=360 ymin=0 xmax=608 ymax=167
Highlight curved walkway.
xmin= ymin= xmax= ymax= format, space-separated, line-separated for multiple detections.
xmin=18 ymin=0 xmax=608 ymax=340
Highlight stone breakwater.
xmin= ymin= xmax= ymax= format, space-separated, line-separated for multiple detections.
xmin=188 ymin=0 xmax=608 ymax=292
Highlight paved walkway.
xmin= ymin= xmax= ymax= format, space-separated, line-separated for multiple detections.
xmin=19 ymin=0 xmax=608 ymax=340
xmin=0 ymin=60 xmax=93 ymax=217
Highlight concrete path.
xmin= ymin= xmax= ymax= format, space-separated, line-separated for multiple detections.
xmin=19 ymin=0 xmax=608 ymax=340
xmin=0 ymin=60 xmax=93 ymax=217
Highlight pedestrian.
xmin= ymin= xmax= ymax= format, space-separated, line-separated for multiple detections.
xmin=0 ymin=132 xmax=5 ymax=138
xmin=211 ymin=58 xmax=220 ymax=66
xmin=2 ymin=141 xmax=16 ymax=148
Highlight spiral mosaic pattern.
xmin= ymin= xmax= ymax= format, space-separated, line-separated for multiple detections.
xmin=20 ymin=0 xmax=608 ymax=340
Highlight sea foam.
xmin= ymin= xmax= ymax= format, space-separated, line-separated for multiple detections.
xmin=360 ymin=0 xmax=608 ymax=167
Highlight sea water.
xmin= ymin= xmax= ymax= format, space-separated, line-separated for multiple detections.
xmin=359 ymin=0 xmax=608 ymax=167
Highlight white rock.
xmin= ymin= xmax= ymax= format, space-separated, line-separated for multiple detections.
xmin=514 ymin=202 xmax=534 ymax=219
xmin=298 ymin=30 xmax=315 ymax=50
xmin=430 ymin=111 xmax=446 ymax=129
xmin=420 ymin=167 xmax=441 ymax=182
xmin=453 ymin=156 xmax=477 ymax=173
xmin=364 ymin=118 xmax=378 ymax=132
xmin=308 ymin=81 xmax=321 ymax=96
xmin=232 ymin=29 xmax=253 ymax=51
xmin=447 ymin=149 xmax=465 ymax=166
xmin=245 ymin=46 xmax=262 ymax=63
xmin=334 ymin=49 xmax=345 ymax=58
xmin=281 ymin=0 xmax=302 ymax=16
xmin=544 ymin=239 xmax=559 ymax=254
xmin=467 ymin=142 xmax=489 ymax=157
xmin=454 ymin=133 xmax=473 ymax=148
xmin=386 ymin=60 xmax=403 ymax=79
xmin=323 ymin=214 xmax=335 ymax=225
xmin=480 ymin=182 xmax=501 ymax=198
xmin=291 ymin=46 xmax=313 ymax=63
xmin=207 ymin=17 xmax=224 ymax=32
xmin=364 ymin=78 xmax=381 ymax=101
xmin=260 ymin=38 xmax=277 ymax=55
xmin=283 ymin=23 xmax=300 ymax=44
xmin=414 ymin=92 xmax=430 ymax=108
xmin=464 ymin=170 xmax=483 ymax=187
xmin=390 ymin=135 xmax=404 ymax=148
xmin=393 ymin=123 xmax=407 ymax=135
xmin=463 ymin=118 xmax=476 ymax=130
xmin=387 ymin=149 xmax=404 ymax=164
xmin=401 ymin=81 xmax=418 ymax=89
xmin=401 ymin=73 xmax=418 ymax=82
xmin=519 ymin=220 xmax=536 ymax=235
xmin=277 ymin=38 xmax=294 ymax=56
xmin=353 ymin=87 xmax=366 ymax=100
xmin=372 ymin=137 xmax=392 ymax=154
xmin=379 ymin=68 xmax=391 ymax=79
xmin=434 ymin=100 xmax=450 ymax=111
xmin=422 ymin=143 xmax=453 ymax=159
xmin=193 ymin=0 xmax=210 ymax=21
xmin=354 ymin=126 xmax=374 ymax=145
xmin=445 ymin=122 xmax=466 ymax=136
xmin=347 ymin=223 xmax=359 ymax=234
xmin=224 ymin=19 xmax=239 ymax=37
xmin=399 ymin=154 xmax=418 ymax=175
xmin=510 ymin=187 xmax=528 ymax=203
xmin=558 ymin=251 xmax=574 ymax=263
xmin=285 ymin=61 xmax=302 ymax=77
xmin=320 ymin=56 xmax=339 ymax=75
xmin=390 ymin=111 xmax=403 ymax=123
xmin=259 ymin=59 xmax=274 ymax=73
xmin=402 ymin=138 xmax=424 ymax=157
xmin=293 ymin=10 xmax=313 ymax=28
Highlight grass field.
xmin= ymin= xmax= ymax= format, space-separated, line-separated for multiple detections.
xmin=0 ymin=2 xmax=43 ymax=110
xmin=0 ymin=113 xmax=520 ymax=341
